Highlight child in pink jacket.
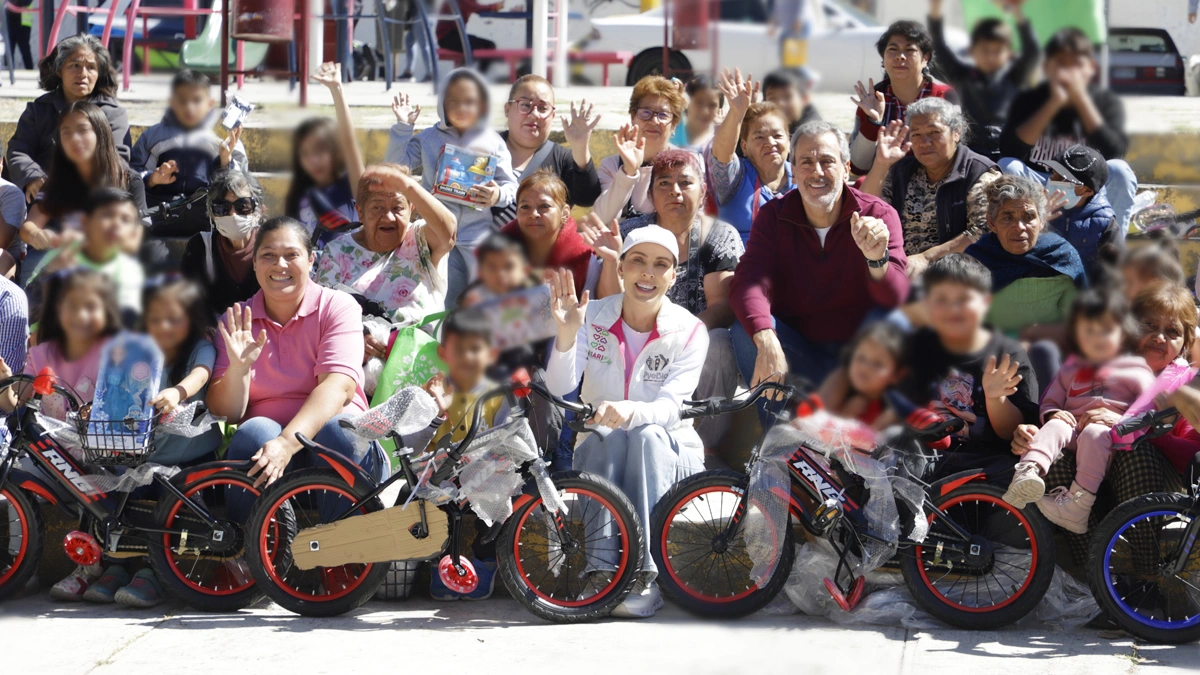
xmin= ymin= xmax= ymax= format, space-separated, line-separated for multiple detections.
xmin=1004 ymin=290 xmax=1155 ymax=534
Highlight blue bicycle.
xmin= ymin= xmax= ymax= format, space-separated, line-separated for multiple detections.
xmin=1088 ymin=407 xmax=1200 ymax=644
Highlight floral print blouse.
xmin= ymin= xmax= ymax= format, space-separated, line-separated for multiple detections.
xmin=312 ymin=220 xmax=447 ymax=326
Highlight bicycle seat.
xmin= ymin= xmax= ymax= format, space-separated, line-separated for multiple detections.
xmin=904 ymin=408 xmax=964 ymax=449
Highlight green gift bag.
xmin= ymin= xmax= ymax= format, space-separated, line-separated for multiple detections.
xmin=371 ymin=312 xmax=447 ymax=407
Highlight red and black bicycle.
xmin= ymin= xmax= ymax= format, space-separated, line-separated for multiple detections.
xmin=0 ymin=369 xmax=262 ymax=610
xmin=651 ymin=382 xmax=1057 ymax=630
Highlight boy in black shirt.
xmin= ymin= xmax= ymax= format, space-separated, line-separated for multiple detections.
xmin=901 ymin=254 xmax=1040 ymax=482
xmin=998 ymin=27 xmax=1137 ymax=237
xmin=928 ymin=0 xmax=1039 ymax=160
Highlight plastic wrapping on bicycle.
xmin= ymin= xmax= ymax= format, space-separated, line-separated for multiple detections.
xmin=680 ymin=381 xmax=799 ymax=420
xmin=1114 ymin=406 xmax=1179 ymax=438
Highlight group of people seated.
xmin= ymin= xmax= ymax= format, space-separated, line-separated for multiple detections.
xmin=0 ymin=0 xmax=1197 ymax=621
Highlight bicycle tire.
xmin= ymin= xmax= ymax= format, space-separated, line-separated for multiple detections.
xmin=900 ymin=482 xmax=1055 ymax=630
xmin=498 ymin=471 xmax=644 ymax=622
xmin=1088 ymin=492 xmax=1200 ymax=645
xmin=244 ymin=468 xmax=389 ymax=617
xmin=0 ymin=485 xmax=43 ymax=601
xmin=650 ymin=470 xmax=794 ymax=618
xmin=148 ymin=471 xmax=264 ymax=612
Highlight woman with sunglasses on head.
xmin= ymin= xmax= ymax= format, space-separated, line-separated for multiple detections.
xmin=181 ymin=169 xmax=263 ymax=314
xmin=592 ymin=76 xmax=699 ymax=225
xmin=492 ymin=74 xmax=602 ymax=228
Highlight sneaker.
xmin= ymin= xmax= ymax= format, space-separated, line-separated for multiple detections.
xmin=114 ymin=568 xmax=165 ymax=608
xmin=1036 ymin=481 xmax=1096 ymax=534
xmin=577 ymin=570 xmax=615 ymax=602
xmin=460 ymin=558 xmax=498 ymax=601
xmin=49 ymin=564 xmax=103 ymax=602
xmin=1003 ymin=461 xmax=1046 ymax=508
xmin=82 ymin=565 xmax=130 ymax=603
xmin=611 ymin=572 xmax=664 ymax=619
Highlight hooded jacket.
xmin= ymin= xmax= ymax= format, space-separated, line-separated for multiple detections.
xmin=6 ymin=89 xmax=132 ymax=190
xmin=130 ymin=107 xmax=250 ymax=202
xmin=1049 ymin=191 xmax=1118 ymax=271
xmin=546 ymin=293 xmax=709 ymax=460
xmin=384 ymin=68 xmax=518 ymax=249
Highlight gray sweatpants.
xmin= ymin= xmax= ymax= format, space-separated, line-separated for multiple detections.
xmin=574 ymin=424 xmax=700 ymax=576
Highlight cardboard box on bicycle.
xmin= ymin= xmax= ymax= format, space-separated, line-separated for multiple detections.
xmin=292 ymin=503 xmax=449 ymax=570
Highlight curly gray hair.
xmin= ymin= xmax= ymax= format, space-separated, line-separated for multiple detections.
xmin=792 ymin=120 xmax=851 ymax=164
xmin=984 ymin=174 xmax=1047 ymax=224
xmin=904 ymin=98 xmax=970 ymax=143
xmin=207 ymin=169 xmax=265 ymax=218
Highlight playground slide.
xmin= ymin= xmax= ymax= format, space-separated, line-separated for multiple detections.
xmin=179 ymin=0 xmax=269 ymax=71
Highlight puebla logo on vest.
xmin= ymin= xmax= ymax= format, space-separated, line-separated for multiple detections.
xmin=643 ymin=353 xmax=670 ymax=383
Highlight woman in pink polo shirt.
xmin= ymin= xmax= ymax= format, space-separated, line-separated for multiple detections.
xmin=207 ymin=216 xmax=385 ymax=486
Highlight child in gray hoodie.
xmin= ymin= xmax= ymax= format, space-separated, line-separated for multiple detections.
xmin=386 ymin=68 xmax=518 ymax=307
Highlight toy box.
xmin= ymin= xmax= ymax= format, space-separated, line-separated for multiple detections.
xmin=432 ymin=144 xmax=497 ymax=209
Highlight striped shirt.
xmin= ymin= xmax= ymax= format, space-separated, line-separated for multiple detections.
xmin=0 ymin=275 xmax=29 ymax=372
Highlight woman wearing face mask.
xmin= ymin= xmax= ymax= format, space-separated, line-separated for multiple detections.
xmin=18 ymin=101 xmax=146 ymax=294
xmin=860 ymin=98 xmax=999 ymax=279
xmin=312 ymin=163 xmax=457 ymax=328
xmin=546 ymin=226 xmax=708 ymax=619
xmin=492 ymin=74 xmax=602 ymax=228
xmin=181 ymin=169 xmax=263 ymax=315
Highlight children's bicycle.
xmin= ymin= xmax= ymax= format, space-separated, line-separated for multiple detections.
xmin=650 ymin=382 xmax=1057 ymax=630
xmin=242 ymin=372 xmax=643 ymax=622
xmin=0 ymin=369 xmax=264 ymax=610
xmin=1088 ymin=406 xmax=1200 ymax=644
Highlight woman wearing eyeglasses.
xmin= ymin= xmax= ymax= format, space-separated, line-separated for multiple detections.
xmin=492 ymin=75 xmax=602 ymax=228
xmin=592 ymin=76 xmax=696 ymax=225
xmin=181 ymin=169 xmax=263 ymax=314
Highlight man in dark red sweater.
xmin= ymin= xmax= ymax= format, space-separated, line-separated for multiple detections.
xmin=730 ymin=121 xmax=910 ymax=389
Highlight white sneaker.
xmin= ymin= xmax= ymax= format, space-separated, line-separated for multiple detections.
xmin=49 ymin=564 xmax=103 ymax=601
xmin=1003 ymin=461 xmax=1046 ymax=508
xmin=611 ymin=573 xmax=664 ymax=619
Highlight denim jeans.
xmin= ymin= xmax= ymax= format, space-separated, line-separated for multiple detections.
xmin=225 ymin=414 xmax=387 ymax=523
xmin=573 ymin=425 xmax=691 ymax=576
xmin=998 ymin=156 xmax=1138 ymax=243
xmin=445 ymin=246 xmax=469 ymax=310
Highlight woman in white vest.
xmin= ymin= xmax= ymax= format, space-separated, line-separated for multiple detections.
xmin=546 ymin=225 xmax=709 ymax=619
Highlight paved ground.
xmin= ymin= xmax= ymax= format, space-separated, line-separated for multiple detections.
xmin=1 ymin=592 xmax=1198 ymax=674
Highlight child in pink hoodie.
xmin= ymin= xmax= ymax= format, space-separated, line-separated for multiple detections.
xmin=1004 ymin=289 xmax=1155 ymax=533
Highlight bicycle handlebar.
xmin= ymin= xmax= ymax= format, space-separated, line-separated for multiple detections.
xmin=1115 ymin=407 xmax=1180 ymax=438
xmin=680 ymin=381 xmax=799 ymax=420
xmin=0 ymin=373 xmax=82 ymax=411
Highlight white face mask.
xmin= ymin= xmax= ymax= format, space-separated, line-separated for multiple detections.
xmin=1047 ymin=180 xmax=1083 ymax=211
xmin=213 ymin=213 xmax=258 ymax=240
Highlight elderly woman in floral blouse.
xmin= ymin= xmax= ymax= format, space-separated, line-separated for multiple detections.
xmin=860 ymin=98 xmax=1000 ymax=278
xmin=312 ymin=164 xmax=456 ymax=356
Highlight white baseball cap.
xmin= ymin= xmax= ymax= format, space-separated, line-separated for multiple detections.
xmin=620 ymin=225 xmax=679 ymax=263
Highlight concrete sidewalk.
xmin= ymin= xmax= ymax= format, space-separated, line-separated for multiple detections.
xmin=1 ymin=593 xmax=1197 ymax=674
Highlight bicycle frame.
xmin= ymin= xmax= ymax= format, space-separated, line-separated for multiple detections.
xmin=0 ymin=374 xmax=240 ymax=555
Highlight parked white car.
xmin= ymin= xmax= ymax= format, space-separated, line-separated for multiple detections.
xmin=576 ymin=0 xmax=969 ymax=91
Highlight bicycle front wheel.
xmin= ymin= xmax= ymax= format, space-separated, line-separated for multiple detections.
xmin=1088 ymin=492 xmax=1200 ymax=644
xmin=650 ymin=470 xmax=794 ymax=618
xmin=245 ymin=469 xmax=389 ymax=617
xmin=498 ymin=471 xmax=643 ymax=623
xmin=0 ymin=485 xmax=43 ymax=601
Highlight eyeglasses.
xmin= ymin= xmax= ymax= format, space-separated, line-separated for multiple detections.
xmin=509 ymin=99 xmax=555 ymax=116
xmin=635 ymin=108 xmax=674 ymax=124
xmin=211 ymin=197 xmax=258 ymax=217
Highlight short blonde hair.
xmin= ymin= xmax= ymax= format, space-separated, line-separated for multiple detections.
xmin=629 ymin=75 xmax=686 ymax=124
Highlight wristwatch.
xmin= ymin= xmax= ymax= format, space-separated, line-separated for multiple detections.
xmin=865 ymin=255 xmax=890 ymax=269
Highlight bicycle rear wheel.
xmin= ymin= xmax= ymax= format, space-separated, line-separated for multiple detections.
xmin=149 ymin=471 xmax=263 ymax=612
xmin=0 ymin=485 xmax=42 ymax=601
xmin=901 ymin=482 xmax=1054 ymax=630
xmin=498 ymin=472 xmax=643 ymax=622
xmin=650 ymin=470 xmax=794 ymax=618
xmin=245 ymin=469 xmax=389 ymax=617
xmin=1088 ymin=492 xmax=1200 ymax=644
